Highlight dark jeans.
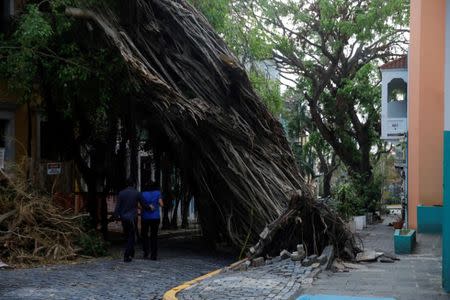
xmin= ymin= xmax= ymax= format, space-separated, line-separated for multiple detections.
xmin=122 ymin=219 xmax=135 ymax=260
xmin=141 ymin=219 xmax=160 ymax=259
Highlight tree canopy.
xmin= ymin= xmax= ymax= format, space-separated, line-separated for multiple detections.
xmin=230 ymin=0 xmax=409 ymax=210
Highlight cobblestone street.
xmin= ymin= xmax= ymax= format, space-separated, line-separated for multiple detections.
xmin=178 ymin=257 xmax=317 ymax=300
xmin=0 ymin=236 xmax=233 ymax=300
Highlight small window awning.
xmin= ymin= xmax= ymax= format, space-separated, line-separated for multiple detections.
xmin=380 ymin=56 xmax=407 ymax=70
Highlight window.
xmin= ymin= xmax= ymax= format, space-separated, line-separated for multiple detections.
xmin=387 ymin=78 xmax=407 ymax=118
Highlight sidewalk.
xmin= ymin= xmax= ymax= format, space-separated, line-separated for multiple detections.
xmin=175 ymin=219 xmax=449 ymax=300
xmin=298 ymin=221 xmax=448 ymax=300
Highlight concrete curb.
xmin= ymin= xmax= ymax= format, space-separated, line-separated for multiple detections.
xmin=162 ymin=258 xmax=248 ymax=300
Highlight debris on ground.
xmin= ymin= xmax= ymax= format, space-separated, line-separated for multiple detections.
xmin=0 ymin=168 xmax=87 ymax=266
xmin=318 ymin=245 xmax=334 ymax=269
xmin=0 ymin=259 xmax=12 ymax=269
xmin=280 ymin=249 xmax=291 ymax=260
xmin=290 ymin=251 xmax=303 ymax=261
xmin=251 ymin=257 xmax=264 ymax=267
xmin=356 ymin=250 xmax=384 ymax=262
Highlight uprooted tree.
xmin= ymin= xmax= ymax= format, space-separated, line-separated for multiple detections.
xmin=1 ymin=0 xmax=359 ymax=259
xmin=69 ymin=0 xmax=361 ymax=258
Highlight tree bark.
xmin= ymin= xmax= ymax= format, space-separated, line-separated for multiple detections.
xmin=161 ymin=152 xmax=172 ymax=229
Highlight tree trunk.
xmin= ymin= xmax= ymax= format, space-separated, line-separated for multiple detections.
xmin=128 ymin=99 xmax=139 ymax=185
xmin=181 ymin=182 xmax=191 ymax=229
xmin=86 ymin=179 xmax=98 ymax=228
xmin=171 ymin=197 xmax=180 ymax=229
xmin=100 ymin=193 xmax=108 ymax=239
xmin=323 ymin=171 xmax=332 ymax=198
xmin=161 ymin=152 xmax=172 ymax=229
xmin=321 ymin=153 xmax=337 ymax=198
xmin=181 ymin=196 xmax=190 ymax=229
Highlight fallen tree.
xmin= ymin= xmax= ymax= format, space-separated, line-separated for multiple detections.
xmin=0 ymin=168 xmax=84 ymax=266
xmin=63 ymin=0 xmax=359 ymax=258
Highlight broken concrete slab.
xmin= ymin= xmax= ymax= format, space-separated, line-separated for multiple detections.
xmin=318 ymin=245 xmax=334 ymax=269
xmin=356 ymin=250 xmax=383 ymax=262
xmin=308 ymin=268 xmax=322 ymax=279
xmin=251 ymin=257 xmax=265 ymax=267
xmin=238 ymin=262 xmax=249 ymax=271
xmin=380 ymin=252 xmax=400 ymax=261
xmin=332 ymin=260 xmax=346 ymax=272
xmin=280 ymin=250 xmax=291 ymax=260
xmin=308 ymin=254 xmax=318 ymax=262
xmin=311 ymin=262 xmax=320 ymax=268
xmin=378 ymin=257 xmax=395 ymax=263
xmin=342 ymin=262 xmax=368 ymax=270
xmin=291 ymin=251 xmax=303 ymax=261
xmin=302 ymin=255 xmax=318 ymax=267
xmin=272 ymin=256 xmax=281 ymax=263
xmin=302 ymin=257 xmax=313 ymax=267
xmin=297 ymin=244 xmax=306 ymax=257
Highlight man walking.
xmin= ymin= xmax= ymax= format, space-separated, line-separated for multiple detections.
xmin=114 ymin=179 xmax=142 ymax=262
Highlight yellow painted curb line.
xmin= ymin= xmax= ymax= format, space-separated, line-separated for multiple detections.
xmin=162 ymin=258 xmax=248 ymax=300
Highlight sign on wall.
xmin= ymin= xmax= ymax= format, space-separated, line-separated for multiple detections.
xmin=384 ymin=119 xmax=407 ymax=139
xmin=47 ymin=162 xmax=62 ymax=175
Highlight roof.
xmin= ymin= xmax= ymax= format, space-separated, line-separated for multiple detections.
xmin=380 ymin=56 xmax=407 ymax=70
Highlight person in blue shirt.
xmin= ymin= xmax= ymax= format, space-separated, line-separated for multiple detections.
xmin=114 ymin=179 xmax=143 ymax=262
xmin=141 ymin=181 xmax=164 ymax=260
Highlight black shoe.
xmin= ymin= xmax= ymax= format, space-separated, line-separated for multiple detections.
xmin=143 ymin=255 xmax=150 ymax=260
xmin=124 ymin=257 xmax=132 ymax=262
xmin=150 ymin=257 xmax=157 ymax=261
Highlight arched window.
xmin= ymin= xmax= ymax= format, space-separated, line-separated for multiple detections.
xmin=387 ymin=78 xmax=407 ymax=118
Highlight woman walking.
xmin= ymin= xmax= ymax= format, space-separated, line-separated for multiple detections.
xmin=141 ymin=181 xmax=164 ymax=260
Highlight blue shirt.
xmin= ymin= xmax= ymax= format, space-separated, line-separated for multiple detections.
xmin=141 ymin=190 xmax=161 ymax=220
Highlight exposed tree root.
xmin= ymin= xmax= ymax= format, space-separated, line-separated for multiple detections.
xmin=249 ymin=191 xmax=360 ymax=259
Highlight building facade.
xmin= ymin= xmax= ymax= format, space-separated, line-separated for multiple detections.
xmin=408 ymin=0 xmax=449 ymax=292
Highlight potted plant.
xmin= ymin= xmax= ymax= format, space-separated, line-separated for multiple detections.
xmin=394 ymin=228 xmax=416 ymax=254
xmin=354 ymin=214 xmax=366 ymax=230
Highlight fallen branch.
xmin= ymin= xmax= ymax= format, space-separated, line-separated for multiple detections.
xmin=0 ymin=167 xmax=86 ymax=267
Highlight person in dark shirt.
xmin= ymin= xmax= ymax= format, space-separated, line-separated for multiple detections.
xmin=114 ymin=179 xmax=143 ymax=262
xmin=140 ymin=181 xmax=164 ymax=260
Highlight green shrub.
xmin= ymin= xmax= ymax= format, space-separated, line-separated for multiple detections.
xmin=76 ymin=216 xmax=108 ymax=257
xmin=77 ymin=230 xmax=109 ymax=257
xmin=333 ymin=182 xmax=364 ymax=220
